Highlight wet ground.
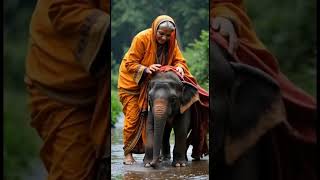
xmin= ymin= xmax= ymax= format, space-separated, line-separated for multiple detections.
xmin=111 ymin=114 xmax=209 ymax=180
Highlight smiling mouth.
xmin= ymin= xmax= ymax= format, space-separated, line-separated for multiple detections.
xmin=158 ymin=40 xmax=166 ymax=44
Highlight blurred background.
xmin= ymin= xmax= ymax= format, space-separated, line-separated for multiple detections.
xmin=3 ymin=0 xmax=316 ymax=179
xmin=245 ymin=0 xmax=317 ymax=97
xmin=4 ymin=0 xmax=45 ymax=180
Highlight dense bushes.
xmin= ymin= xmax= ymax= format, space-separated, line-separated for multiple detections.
xmin=245 ymin=0 xmax=316 ymax=96
xmin=184 ymin=30 xmax=209 ymax=90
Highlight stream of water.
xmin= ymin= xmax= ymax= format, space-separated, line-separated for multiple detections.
xmin=111 ymin=113 xmax=209 ymax=179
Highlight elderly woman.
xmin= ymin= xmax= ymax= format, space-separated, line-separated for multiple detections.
xmin=118 ymin=15 xmax=209 ymax=165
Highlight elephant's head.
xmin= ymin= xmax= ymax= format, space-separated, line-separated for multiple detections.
xmin=147 ymin=71 xmax=198 ymax=166
xmin=210 ymin=40 xmax=283 ymax=167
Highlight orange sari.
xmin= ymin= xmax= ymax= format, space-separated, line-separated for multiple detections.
xmin=118 ymin=15 xmax=195 ymax=155
xmin=25 ymin=0 xmax=110 ymax=179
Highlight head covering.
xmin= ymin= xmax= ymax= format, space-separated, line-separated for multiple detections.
xmin=151 ymin=15 xmax=177 ymax=64
xmin=158 ymin=21 xmax=176 ymax=31
xmin=152 ymin=15 xmax=176 ymax=36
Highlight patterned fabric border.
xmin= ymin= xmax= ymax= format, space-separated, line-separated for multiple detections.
xmin=75 ymin=10 xmax=110 ymax=73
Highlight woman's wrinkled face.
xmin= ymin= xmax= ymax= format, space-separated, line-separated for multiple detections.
xmin=156 ymin=27 xmax=173 ymax=45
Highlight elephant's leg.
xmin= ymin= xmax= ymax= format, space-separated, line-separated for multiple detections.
xmin=172 ymin=110 xmax=191 ymax=167
xmin=144 ymin=111 xmax=154 ymax=167
xmin=230 ymin=133 xmax=273 ymax=180
xmin=230 ymin=142 xmax=261 ymax=180
xmin=210 ymin=41 xmax=235 ymax=175
xmin=227 ymin=129 xmax=274 ymax=180
xmin=160 ymin=124 xmax=172 ymax=161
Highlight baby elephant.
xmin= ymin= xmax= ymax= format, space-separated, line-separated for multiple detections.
xmin=144 ymin=71 xmax=198 ymax=168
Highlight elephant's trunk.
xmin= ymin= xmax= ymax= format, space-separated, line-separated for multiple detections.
xmin=153 ymin=99 xmax=168 ymax=120
xmin=151 ymin=99 xmax=168 ymax=167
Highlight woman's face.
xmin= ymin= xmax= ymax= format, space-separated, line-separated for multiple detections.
xmin=156 ymin=27 xmax=173 ymax=45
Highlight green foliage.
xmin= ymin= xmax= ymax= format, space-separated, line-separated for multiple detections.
xmin=245 ymin=0 xmax=316 ymax=96
xmin=4 ymin=89 xmax=41 ymax=180
xmin=184 ymin=30 xmax=209 ymax=90
xmin=111 ymin=53 xmax=120 ymax=90
xmin=4 ymin=1 xmax=36 ymax=90
xmin=111 ymin=90 xmax=123 ymax=127
xmin=111 ymin=53 xmax=123 ymax=127
xmin=4 ymin=1 xmax=40 ymax=179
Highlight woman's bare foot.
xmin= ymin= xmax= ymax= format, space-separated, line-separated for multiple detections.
xmin=123 ymin=153 xmax=136 ymax=165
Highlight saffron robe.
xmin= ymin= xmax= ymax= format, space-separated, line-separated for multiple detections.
xmin=25 ymin=0 xmax=110 ymax=179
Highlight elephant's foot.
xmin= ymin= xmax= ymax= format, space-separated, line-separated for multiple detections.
xmin=143 ymin=156 xmax=153 ymax=168
xmin=144 ymin=162 xmax=151 ymax=168
xmin=192 ymin=157 xmax=201 ymax=161
xmin=172 ymin=160 xmax=187 ymax=167
xmin=150 ymin=158 xmax=161 ymax=168
xmin=191 ymin=154 xmax=202 ymax=161
xmin=159 ymin=154 xmax=171 ymax=162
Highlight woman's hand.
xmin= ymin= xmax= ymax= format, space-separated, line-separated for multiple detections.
xmin=146 ymin=64 xmax=161 ymax=74
xmin=211 ymin=17 xmax=239 ymax=55
xmin=176 ymin=66 xmax=184 ymax=77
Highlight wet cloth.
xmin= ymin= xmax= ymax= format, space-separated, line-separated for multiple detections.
xmin=25 ymin=0 xmax=110 ymax=179
xmin=211 ymin=1 xmax=317 ymax=179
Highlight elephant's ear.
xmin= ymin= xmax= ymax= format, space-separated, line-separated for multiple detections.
xmin=228 ymin=62 xmax=282 ymax=137
xmin=225 ymin=62 xmax=286 ymax=164
xmin=180 ymin=82 xmax=199 ymax=113
xmin=230 ymin=63 xmax=279 ymax=88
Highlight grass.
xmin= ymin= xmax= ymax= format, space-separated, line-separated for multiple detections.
xmin=4 ymin=88 xmax=42 ymax=180
xmin=111 ymin=89 xmax=123 ymax=127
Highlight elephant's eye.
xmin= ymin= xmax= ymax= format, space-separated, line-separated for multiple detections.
xmin=148 ymin=95 xmax=153 ymax=105
xmin=171 ymin=96 xmax=178 ymax=103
